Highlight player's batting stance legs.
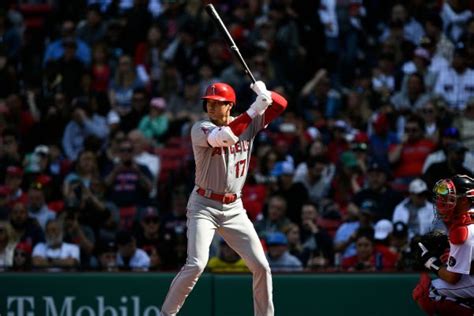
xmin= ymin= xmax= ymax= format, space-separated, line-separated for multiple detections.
xmin=218 ymin=208 xmax=273 ymax=316
xmin=160 ymin=200 xmax=273 ymax=316
xmin=160 ymin=210 xmax=216 ymax=316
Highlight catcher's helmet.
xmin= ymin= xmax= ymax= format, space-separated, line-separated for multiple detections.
xmin=433 ymin=174 xmax=474 ymax=220
xmin=201 ymin=83 xmax=236 ymax=111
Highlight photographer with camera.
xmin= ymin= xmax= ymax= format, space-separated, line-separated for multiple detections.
xmin=62 ymin=209 xmax=95 ymax=268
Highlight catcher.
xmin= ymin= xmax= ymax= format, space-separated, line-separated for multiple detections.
xmin=413 ymin=174 xmax=474 ymax=315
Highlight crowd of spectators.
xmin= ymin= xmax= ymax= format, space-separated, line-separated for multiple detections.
xmin=0 ymin=0 xmax=474 ymax=273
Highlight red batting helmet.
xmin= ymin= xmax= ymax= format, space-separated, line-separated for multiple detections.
xmin=201 ymin=83 xmax=236 ymax=104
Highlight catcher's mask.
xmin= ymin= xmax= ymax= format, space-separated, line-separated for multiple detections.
xmin=433 ymin=175 xmax=474 ymax=220
xmin=201 ymin=83 xmax=236 ymax=112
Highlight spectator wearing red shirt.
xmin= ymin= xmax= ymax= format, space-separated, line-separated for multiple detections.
xmin=4 ymin=166 xmax=27 ymax=207
xmin=342 ymin=227 xmax=398 ymax=272
xmin=388 ymin=115 xmax=435 ymax=188
xmin=90 ymin=43 xmax=111 ymax=95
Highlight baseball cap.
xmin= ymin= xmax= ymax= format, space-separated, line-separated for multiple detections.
xmin=442 ymin=127 xmax=460 ymax=139
xmin=34 ymin=145 xmax=49 ymax=156
xmin=140 ymin=206 xmax=159 ymax=221
xmin=271 ymin=161 xmax=295 ymax=177
xmin=6 ymin=165 xmax=23 ymax=177
xmin=15 ymin=242 xmax=33 ymax=254
xmin=266 ymin=232 xmax=288 ymax=246
xmin=35 ymin=174 xmax=52 ymax=186
xmin=334 ymin=120 xmax=348 ymax=131
xmin=392 ymin=221 xmax=408 ymax=238
xmin=340 ymin=151 xmax=358 ymax=168
xmin=150 ymin=97 xmax=166 ymax=110
xmin=409 ymin=178 xmax=428 ymax=194
xmin=374 ymin=219 xmax=394 ymax=240
xmin=413 ymin=47 xmax=430 ymax=61
xmin=97 ymin=240 xmax=117 ymax=254
xmin=352 ymin=132 xmax=369 ymax=144
xmin=107 ymin=111 xmax=120 ymax=125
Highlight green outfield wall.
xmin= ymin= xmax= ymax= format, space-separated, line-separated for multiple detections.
xmin=0 ymin=273 xmax=424 ymax=316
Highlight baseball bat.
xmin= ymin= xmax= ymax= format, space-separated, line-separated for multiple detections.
xmin=205 ymin=4 xmax=256 ymax=84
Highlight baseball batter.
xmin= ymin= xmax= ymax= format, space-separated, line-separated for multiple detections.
xmin=159 ymin=81 xmax=287 ymax=316
xmin=413 ymin=174 xmax=474 ymax=316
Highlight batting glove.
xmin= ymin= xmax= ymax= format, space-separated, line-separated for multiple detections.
xmin=247 ymin=91 xmax=273 ymax=117
xmin=418 ymin=242 xmax=442 ymax=274
xmin=250 ymin=81 xmax=267 ymax=95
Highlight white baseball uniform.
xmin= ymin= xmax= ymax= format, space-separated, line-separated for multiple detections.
xmin=160 ymin=114 xmax=274 ymax=316
xmin=430 ymin=220 xmax=474 ymax=308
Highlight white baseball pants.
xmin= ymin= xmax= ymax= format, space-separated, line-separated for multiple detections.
xmin=160 ymin=192 xmax=274 ymax=316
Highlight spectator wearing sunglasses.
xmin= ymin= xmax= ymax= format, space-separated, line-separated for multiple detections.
xmin=12 ymin=242 xmax=32 ymax=272
xmin=135 ymin=206 xmax=165 ymax=270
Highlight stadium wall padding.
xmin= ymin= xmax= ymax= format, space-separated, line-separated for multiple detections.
xmin=0 ymin=273 xmax=424 ymax=316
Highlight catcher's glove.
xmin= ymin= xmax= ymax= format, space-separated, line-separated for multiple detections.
xmin=411 ymin=230 xmax=449 ymax=272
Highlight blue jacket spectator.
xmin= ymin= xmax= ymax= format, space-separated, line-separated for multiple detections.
xmin=43 ymin=20 xmax=91 ymax=66
xmin=62 ymin=100 xmax=108 ymax=161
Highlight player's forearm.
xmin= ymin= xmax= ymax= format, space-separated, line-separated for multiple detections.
xmin=263 ymin=92 xmax=288 ymax=125
xmin=228 ymin=112 xmax=252 ymax=136
xmin=51 ymin=257 xmax=79 ymax=267
xmin=32 ymin=256 xmax=49 ymax=267
xmin=225 ymin=90 xmax=288 ymax=137
xmin=437 ymin=267 xmax=462 ymax=284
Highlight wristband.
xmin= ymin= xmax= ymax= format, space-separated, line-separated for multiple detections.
xmin=246 ymin=108 xmax=258 ymax=118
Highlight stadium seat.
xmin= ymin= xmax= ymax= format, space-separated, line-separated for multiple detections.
xmin=242 ymin=184 xmax=267 ymax=222
xmin=17 ymin=4 xmax=52 ymax=29
xmin=166 ymin=136 xmax=192 ymax=148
